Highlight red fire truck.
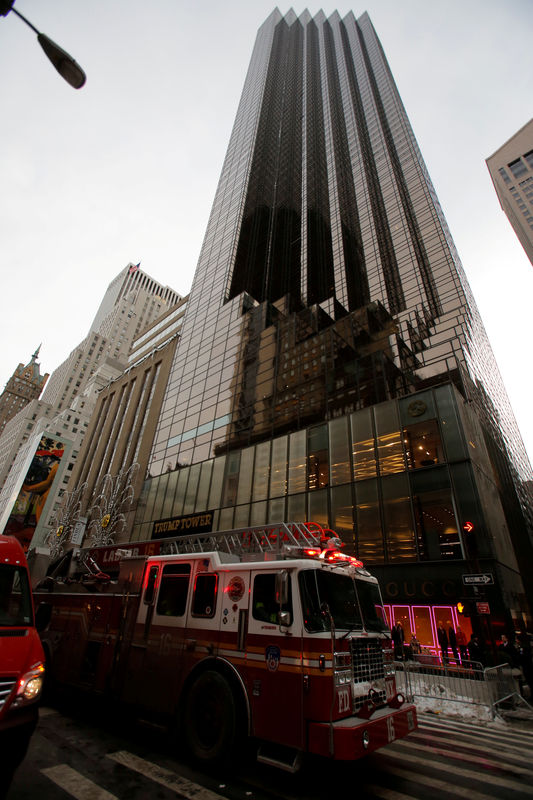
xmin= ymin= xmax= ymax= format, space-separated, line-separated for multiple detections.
xmin=35 ymin=522 xmax=416 ymax=770
xmin=0 ymin=535 xmax=46 ymax=792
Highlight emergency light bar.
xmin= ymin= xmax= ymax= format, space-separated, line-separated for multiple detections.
xmin=283 ymin=544 xmax=364 ymax=568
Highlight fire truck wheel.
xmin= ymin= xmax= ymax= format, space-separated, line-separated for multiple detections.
xmin=183 ymin=670 xmax=238 ymax=765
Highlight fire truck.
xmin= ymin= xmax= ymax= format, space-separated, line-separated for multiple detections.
xmin=0 ymin=535 xmax=46 ymax=792
xmin=35 ymin=522 xmax=416 ymax=770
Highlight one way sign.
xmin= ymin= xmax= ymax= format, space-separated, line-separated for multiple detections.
xmin=462 ymin=573 xmax=494 ymax=586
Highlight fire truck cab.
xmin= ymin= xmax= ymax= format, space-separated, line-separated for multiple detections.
xmin=36 ymin=523 xmax=416 ymax=769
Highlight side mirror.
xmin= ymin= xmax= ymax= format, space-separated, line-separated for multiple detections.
xmin=275 ymin=569 xmax=289 ymax=605
xmin=278 ymin=610 xmax=291 ymax=627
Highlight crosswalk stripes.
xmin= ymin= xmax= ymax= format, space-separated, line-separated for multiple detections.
xmin=36 ymin=714 xmax=533 ymax=800
xmin=41 ymin=765 xmax=119 ymax=800
xmin=107 ymin=751 xmax=227 ymax=800
xmin=372 ymin=763 xmax=497 ymax=800
xmin=380 ymin=716 xmax=533 ymax=798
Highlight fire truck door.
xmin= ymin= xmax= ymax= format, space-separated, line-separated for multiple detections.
xmin=247 ymin=570 xmax=303 ymax=750
xmin=124 ymin=562 xmax=192 ymax=714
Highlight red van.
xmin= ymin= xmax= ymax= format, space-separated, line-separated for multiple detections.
xmin=0 ymin=535 xmax=45 ymax=793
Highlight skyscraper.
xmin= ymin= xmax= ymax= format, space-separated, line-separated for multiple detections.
xmin=0 ymin=348 xmax=48 ymax=438
xmin=132 ymin=10 xmax=532 ymax=639
xmin=486 ymin=118 xmax=533 ymax=266
xmin=0 ymin=263 xmax=181 ymax=550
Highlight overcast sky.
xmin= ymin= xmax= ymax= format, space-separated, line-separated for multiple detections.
xmin=1 ymin=0 xmax=532 ymax=465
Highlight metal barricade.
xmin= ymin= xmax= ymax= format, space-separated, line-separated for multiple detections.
xmin=394 ymin=658 xmax=532 ymax=720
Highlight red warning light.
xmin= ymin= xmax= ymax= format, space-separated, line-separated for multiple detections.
xmin=463 ymin=521 xmax=474 ymax=533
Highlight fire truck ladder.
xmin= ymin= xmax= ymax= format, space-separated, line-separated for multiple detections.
xmin=160 ymin=521 xmax=332 ymax=559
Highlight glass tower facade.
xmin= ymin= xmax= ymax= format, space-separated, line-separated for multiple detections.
xmin=133 ymin=10 xmax=532 ymax=635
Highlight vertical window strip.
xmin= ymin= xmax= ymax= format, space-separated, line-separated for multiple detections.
xmin=132 ymin=362 xmax=161 ymax=466
xmin=80 ymin=393 xmax=113 ymax=488
xmin=94 ymin=384 xmax=129 ymax=487
xmin=119 ymin=369 xmax=150 ymax=472
xmin=354 ymin=20 xmax=441 ymax=319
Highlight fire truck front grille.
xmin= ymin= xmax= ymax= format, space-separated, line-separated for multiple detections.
xmin=0 ymin=677 xmax=17 ymax=711
xmin=351 ymin=639 xmax=386 ymax=711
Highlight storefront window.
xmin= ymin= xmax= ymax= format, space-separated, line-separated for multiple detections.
xmin=411 ymin=469 xmax=461 ymax=560
xmin=161 ymin=469 xmax=179 ymax=518
xmin=288 ymin=430 xmax=306 ymax=494
xmin=270 ymin=436 xmax=288 ymax=497
xmin=355 ymin=479 xmax=384 ymax=563
xmin=221 ymin=451 xmax=241 ymax=507
xmin=195 ymin=460 xmax=213 ymax=511
xmin=308 ymin=488 xmax=328 ymax=529
xmin=288 ymin=492 xmax=306 ymax=521
xmin=208 ymin=456 xmax=226 ymax=510
xmin=330 ymin=484 xmax=354 ymax=548
xmin=236 ymin=447 xmax=254 ymax=505
xmin=351 ymin=407 xmax=377 ymax=480
xmin=307 ymin=425 xmax=328 ymax=490
xmin=329 ymin=417 xmax=351 ymax=485
xmin=183 ymin=463 xmax=201 ymax=513
xmin=382 ymin=474 xmax=416 ymax=561
xmin=403 ymin=419 xmax=443 ymax=469
xmin=252 ymin=441 xmax=271 ymax=502
xmin=375 ymin=402 xmax=405 ymax=475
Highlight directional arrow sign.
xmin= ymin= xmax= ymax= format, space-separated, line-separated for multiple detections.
xmin=462 ymin=573 xmax=494 ymax=586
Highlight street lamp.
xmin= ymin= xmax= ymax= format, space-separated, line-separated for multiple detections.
xmin=1 ymin=1 xmax=86 ymax=89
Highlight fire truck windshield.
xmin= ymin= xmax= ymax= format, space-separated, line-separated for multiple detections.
xmin=299 ymin=569 xmax=388 ymax=633
xmin=0 ymin=565 xmax=33 ymax=627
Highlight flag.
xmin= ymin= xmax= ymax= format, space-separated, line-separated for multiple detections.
xmin=129 ymin=262 xmax=140 ymax=274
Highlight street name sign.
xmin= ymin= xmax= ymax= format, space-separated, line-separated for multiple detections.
xmin=462 ymin=573 xmax=494 ymax=586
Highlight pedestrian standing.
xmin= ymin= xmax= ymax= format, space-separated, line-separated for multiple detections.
xmin=456 ymin=627 xmax=468 ymax=662
xmin=392 ymin=622 xmax=404 ymax=660
xmin=498 ymin=633 xmax=524 ymax=694
xmin=437 ymin=621 xmax=449 ymax=664
xmin=447 ymin=623 xmax=459 ymax=661
xmin=517 ymin=633 xmax=533 ymax=700
xmin=468 ymin=634 xmax=484 ymax=666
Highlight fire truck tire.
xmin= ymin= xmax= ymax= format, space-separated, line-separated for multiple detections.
xmin=183 ymin=670 xmax=239 ymax=765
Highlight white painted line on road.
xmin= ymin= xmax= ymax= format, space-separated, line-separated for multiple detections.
xmin=383 ymin=763 xmax=496 ymax=800
xmin=107 ymin=751 xmax=227 ymax=800
xmin=384 ymin=747 xmax=533 ymax=796
xmin=395 ymin=735 xmax=533 ymax=777
xmin=365 ymin=786 xmax=417 ymax=800
xmin=41 ymin=764 xmax=118 ymax=800
xmin=414 ymin=729 xmax=533 ymax=766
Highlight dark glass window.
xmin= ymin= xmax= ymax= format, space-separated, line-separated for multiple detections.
xmin=143 ymin=566 xmax=158 ymax=605
xmin=403 ymin=418 xmax=443 ymax=469
xmin=253 ymin=572 xmax=292 ymax=625
xmin=355 ymin=479 xmax=384 ymax=563
xmin=156 ymin=563 xmax=191 ymax=616
xmin=351 ymin=408 xmax=377 ymax=480
xmin=0 ymin=565 xmax=33 ymax=626
xmin=411 ymin=469 xmax=460 ymax=560
xmin=329 ymin=417 xmax=351 ymax=485
xmin=498 ymin=167 xmax=511 ymax=184
xmin=375 ymin=402 xmax=405 ymax=474
xmin=192 ymin=574 xmax=218 ymax=617
xmin=298 ymin=569 xmax=362 ymax=632
xmin=308 ymin=425 xmax=328 ymax=490
xmin=508 ymin=158 xmax=527 ymax=179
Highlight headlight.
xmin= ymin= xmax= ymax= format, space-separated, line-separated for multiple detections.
xmin=13 ymin=662 xmax=45 ymax=706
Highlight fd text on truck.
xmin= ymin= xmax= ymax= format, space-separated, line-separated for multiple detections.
xmin=36 ymin=522 xmax=417 ymax=770
xmin=0 ymin=535 xmax=46 ymax=792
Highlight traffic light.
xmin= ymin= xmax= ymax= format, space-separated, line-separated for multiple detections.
xmin=457 ymin=600 xmax=472 ymax=617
